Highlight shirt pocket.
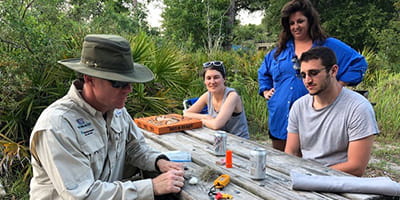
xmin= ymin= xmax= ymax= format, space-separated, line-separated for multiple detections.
xmin=79 ymin=134 xmax=105 ymax=179
xmin=110 ymin=116 xmax=126 ymax=158
xmin=271 ymin=55 xmax=288 ymax=82
xmin=275 ymin=54 xmax=297 ymax=85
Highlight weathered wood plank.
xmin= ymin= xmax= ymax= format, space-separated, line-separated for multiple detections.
xmin=144 ymin=137 xmax=263 ymax=200
xmin=185 ymin=128 xmax=381 ymax=200
xmin=142 ymin=130 xmax=352 ymax=200
xmin=186 ymin=128 xmax=345 ymax=175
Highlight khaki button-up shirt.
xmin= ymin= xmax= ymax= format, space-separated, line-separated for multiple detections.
xmin=30 ymin=81 xmax=162 ymax=200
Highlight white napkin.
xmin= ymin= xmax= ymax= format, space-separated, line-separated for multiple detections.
xmin=290 ymin=171 xmax=400 ymax=196
xmin=164 ymin=151 xmax=191 ymax=162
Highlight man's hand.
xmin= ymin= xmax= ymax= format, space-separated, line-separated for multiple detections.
xmin=263 ymin=88 xmax=275 ymax=100
xmin=157 ymin=159 xmax=184 ymax=173
xmin=152 ymin=170 xmax=184 ymax=195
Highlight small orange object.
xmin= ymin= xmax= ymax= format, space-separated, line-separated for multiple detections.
xmin=225 ymin=150 xmax=232 ymax=168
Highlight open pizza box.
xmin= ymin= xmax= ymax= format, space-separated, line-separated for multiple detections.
xmin=134 ymin=114 xmax=202 ymax=134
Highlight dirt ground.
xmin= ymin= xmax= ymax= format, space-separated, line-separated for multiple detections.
xmin=365 ymin=142 xmax=400 ymax=183
xmin=365 ymin=165 xmax=400 ymax=182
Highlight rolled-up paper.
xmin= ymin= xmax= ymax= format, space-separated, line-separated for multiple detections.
xmin=290 ymin=171 xmax=400 ymax=196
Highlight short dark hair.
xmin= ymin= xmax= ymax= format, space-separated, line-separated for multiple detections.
xmin=76 ymin=72 xmax=84 ymax=82
xmin=299 ymin=47 xmax=337 ymax=71
xmin=202 ymin=63 xmax=227 ymax=79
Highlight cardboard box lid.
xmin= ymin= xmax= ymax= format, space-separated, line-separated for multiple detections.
xmin=134 ymin=114 xmax=202 ymax=134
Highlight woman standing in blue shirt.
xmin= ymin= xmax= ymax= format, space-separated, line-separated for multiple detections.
xmin=258 ymin=0 xmax=367 ymax=151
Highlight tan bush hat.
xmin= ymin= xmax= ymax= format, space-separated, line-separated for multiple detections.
xmin=58 ymin=34 xmax=154 ymax=83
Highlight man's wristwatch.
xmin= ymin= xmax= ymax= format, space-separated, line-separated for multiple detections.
xmin=155 ymin=154 xmax=170 ymax=172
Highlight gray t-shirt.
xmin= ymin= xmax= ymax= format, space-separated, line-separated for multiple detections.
xmin=208 ymin=87 xmax=250 ymax=139
xmin=287 ymin=87 xmax=379 ymax=166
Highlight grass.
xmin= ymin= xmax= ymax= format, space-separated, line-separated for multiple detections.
xmin=362 ymin=72 xmax=400 ymax=182
xmin=373 ymin=141 xmax=400 ymax=164
xmin=357 ymin=70 xmax=400 ymax=140
xmin=367 ymin=162 xmax=400 ymax=183
xmin=0 ymin=169 xmax=30 ymax=200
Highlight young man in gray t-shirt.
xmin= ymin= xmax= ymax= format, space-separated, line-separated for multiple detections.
xmin=285 ymin=47 xmax=379 ymax=177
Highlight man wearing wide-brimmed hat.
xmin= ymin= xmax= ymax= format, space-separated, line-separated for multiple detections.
xmin=29 ymin=34 xmax=184 ymax=200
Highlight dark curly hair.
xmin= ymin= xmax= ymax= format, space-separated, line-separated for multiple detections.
xmin=274 ymin=0 xmax=327 ymax=59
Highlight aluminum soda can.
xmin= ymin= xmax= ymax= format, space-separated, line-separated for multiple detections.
xmin=214 ymin=131 xmax=227 ymax=156
xmin=249 ymin=147 xmax=267 ymax=180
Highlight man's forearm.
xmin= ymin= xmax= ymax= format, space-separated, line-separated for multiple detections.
xmin=330 ymin=161 xmax=366 ymax=177
xmin=332 ymin=135 xmax=375 ymax=177
xmin=284 ymin=133 xmax=302 ymax=157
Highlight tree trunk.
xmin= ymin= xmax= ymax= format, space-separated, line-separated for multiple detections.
xmin=224 ymin=0 xmax=236 ymax=50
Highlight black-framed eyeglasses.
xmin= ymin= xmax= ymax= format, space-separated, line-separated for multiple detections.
xmin=292 ymin=56 xmax=301 ymax=78
xmin=203 ymin=61 xmax=226 ymax=74
xmin=300 ymin=68 xmax=326 ymax=79
xmin=107 ymin=80 xmax=131 ymax=88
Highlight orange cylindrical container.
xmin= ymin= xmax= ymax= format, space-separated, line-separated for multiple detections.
xmin=226 ymin=150 xmax=233 ymax=168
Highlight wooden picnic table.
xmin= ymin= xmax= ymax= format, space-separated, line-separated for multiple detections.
xmin=141 ymin=127 xmax=382 ymax=200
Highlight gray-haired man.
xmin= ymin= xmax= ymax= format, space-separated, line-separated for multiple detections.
xmin=30 ymin=34 xmax=184 ymax=199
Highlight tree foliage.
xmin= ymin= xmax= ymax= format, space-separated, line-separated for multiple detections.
xmin=235 ymin=0 xmax=270 ymax=11
xmin=233 ymin=24 xmax=266 ymax=43
xmin=315 ymin=0 xmax=396 ymax=50
xmin=162 ymin=0 xmax=208 ymax=51
xmin=162 ymin=0 xmax=270 ymax=51
xmin=372 ymin=0 xmax=400 ymax=68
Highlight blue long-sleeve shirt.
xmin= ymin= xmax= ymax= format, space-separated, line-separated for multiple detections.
xmin=257 ymin=37 xmax=367 ymax=139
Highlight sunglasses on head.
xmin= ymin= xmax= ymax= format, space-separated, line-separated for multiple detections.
xmin=300 ymin=68 xmax=326 ymax=79
xmin=203 ymin=61 xmax=226 ymax=74
xmin=292 ymin=56 xmax=302 ymax=78
xmin=203 ymin=61 xmax=223 ymax=68
xmin=107 ymin=80 xmax=131 ymax=88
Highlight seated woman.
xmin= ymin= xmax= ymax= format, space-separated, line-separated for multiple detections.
xmin=183 ymin=61 xmax=250 ymax=139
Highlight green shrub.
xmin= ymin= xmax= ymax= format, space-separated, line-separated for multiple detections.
xmin=370 ymin=72 xmax=400 ymax=140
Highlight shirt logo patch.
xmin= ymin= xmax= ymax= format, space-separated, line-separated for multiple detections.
xmin=115 ymin=109 xmax=122 ymax=116
xmin=76 ymin=118 xmax=94 ymax=136
xmin=76 ymin=118 xmax=85 ymax=125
